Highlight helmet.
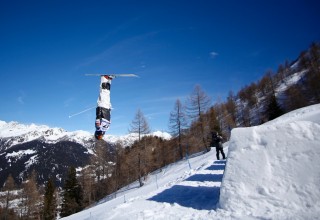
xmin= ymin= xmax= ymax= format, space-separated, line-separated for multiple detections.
xmin=94 ymin=130 xmax=104 ymax=140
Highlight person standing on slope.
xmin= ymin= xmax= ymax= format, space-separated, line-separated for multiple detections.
xmin=211 ymin=131 xmax=226 ymax=160
xmin=94 ymin=75 xmax=114 ymax=140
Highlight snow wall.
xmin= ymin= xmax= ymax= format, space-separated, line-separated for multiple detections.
xmin=219 ymin=104 xmax=320 ymax=219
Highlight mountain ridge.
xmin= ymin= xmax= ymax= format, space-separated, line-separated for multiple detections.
xmin=0 ymin=120 xmax=171 ymax=187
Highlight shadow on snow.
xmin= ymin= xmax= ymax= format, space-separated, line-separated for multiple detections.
xmin=185 ymin=173 xmax=223 ymax=182
xmin=148 ymin=160 xmax=226 ymax=210
xmin=148 ymin=185 xmax=220 ymax=210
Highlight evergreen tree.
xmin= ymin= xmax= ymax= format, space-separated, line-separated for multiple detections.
xmin=61 ymin=167 xmax=83 ymax=217
xmin=265 ymin=94 xmax=284 ymax=121
xmin=43 ymin=178 xmax=57 ymax=220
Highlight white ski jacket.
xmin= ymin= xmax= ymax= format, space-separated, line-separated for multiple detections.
xmin=97 ymin=76 xmax=112 ymax=109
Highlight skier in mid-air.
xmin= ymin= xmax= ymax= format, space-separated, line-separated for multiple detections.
xmin=94 ymin=75 xmax=113 ymax=140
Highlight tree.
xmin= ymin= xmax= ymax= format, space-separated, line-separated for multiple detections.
xmin=306 ymin=42 xmax=320 ymax=102
xmin=90 ymin=140 xmax=114 ymax=199
xmin=265 ymin=94 xmax=284 ymax=121
xmin=129 ymin=109 xmax=151 ymax=187
xmin=169 ymin=99 xmax=187 ymax=159
xmin=61 ymin=167 xmax=83 ymax=217
xmin=2 ymin=174 xmax=16 ymax=220
xmin=129 ymin=109 xmax=151 ymax=141
xmin=284 ymin=84 xmax=307 ymax=112
xmin=187 ymin=85 xmax=211 ymax=151
xmin=43 ymin=178 xmax=57 ymax=220
xmin=22 ymin=170 xmax=42 ymax=220
xmin=79 ymin=165 xmax=96 ymax=206
xmin=225 ymin=91 xmax=237 ymax=126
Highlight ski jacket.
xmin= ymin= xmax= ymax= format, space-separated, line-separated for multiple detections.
xmin=97 ymin=76 xmax=112 ymax=109
xmin=212 ymin=133 xmax=223 ymax=145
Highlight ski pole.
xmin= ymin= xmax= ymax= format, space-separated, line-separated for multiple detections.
xmin=68 ymin=105 xmax=96 ymax=118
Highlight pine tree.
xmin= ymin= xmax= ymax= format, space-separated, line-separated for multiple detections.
xmin=265 ymin=94 xmax=284 ymax=121
xmin=43 ymin=178 xmax=57 ymax=220
xmin=61 ymin=166 xmax=83 ymax=217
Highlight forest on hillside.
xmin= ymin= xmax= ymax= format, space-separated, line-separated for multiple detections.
xmin=1 ymin=42 xmax=319 ymax=219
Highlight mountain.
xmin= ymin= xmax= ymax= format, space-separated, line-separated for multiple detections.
xmin=62 ymin=103 xmax=320 ymax=220
xmin=0 ymin=120 xmax=171 ymax=187
xmin=0 ymin=121 xmax=94 ymax=151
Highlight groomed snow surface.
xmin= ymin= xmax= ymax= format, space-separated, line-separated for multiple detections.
xmin=63 ymin=104 xmax=320 ymax=220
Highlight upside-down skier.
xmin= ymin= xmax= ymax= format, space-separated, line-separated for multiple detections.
xmin=94 ymin=75 xmax=113 ymax=140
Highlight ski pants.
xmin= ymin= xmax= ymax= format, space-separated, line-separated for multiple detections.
xmin=216 ymin=143 xmax=226 ymax=160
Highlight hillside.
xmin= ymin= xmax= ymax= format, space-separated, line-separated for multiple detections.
xmin=0 ymin=121 xmax=171 ymax=187
xmin=62 ymin=104 xmax=320 ymax=219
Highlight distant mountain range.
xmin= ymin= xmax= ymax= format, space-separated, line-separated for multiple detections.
xmin=0 ymin=120 xmax=171 ymax=187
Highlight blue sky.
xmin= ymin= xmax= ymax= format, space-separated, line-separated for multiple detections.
xmin=1 ymin=0 xmax=319 ymax=135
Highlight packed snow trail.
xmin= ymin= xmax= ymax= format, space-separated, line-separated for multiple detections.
xmin=62 ymin=150 xmax=227 ymax=220
xmin=148 ymin=160 xmax=225 ymax=210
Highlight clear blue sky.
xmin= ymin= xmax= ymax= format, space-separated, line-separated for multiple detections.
xmin=1 ymin=0 xmax=319 ymax=135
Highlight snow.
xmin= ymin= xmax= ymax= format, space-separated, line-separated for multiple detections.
xmin=62 ymin=103 xmax=320 ymax=220
xmin=0 ymin=120 xmax=171 ymax=150
xmin=0 ymin=120 xmax=92 ymax=147
xmin=5 ymin=149 xmax=36 ymax=159
xmin=275 ymin=70 xmax=306 ymax=95
xmin=104 ymin=131 xmax=172 ymax=147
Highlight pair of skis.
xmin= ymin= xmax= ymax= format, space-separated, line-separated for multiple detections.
xmin=85 ymin=73 xmax=138 ymax=78
xmin=69 ymin=73 xmax=137 ymax=118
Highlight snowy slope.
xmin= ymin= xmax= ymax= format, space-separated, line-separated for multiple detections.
xmin=63 ymin=149 xmax=227 ymax=220
xmin=62 ymin=103 xmax=320 ymax=220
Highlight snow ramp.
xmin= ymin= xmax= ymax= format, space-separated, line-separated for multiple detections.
xmin=219 ymin=104 xmax=320 ymax=219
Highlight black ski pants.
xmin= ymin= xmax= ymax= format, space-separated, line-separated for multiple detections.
xmin=216 ymin=143 xmax=226 ymax=160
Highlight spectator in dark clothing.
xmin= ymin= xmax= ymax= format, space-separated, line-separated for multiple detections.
xmin=211 ymin=132 xmax=226 ymax=160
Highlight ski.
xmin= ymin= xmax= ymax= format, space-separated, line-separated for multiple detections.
xmin=85 ymin=73 xmax=138 ymax=78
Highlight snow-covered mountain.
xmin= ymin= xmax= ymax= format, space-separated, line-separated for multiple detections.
xmin=0 ymin=120 xmax=94 ymax=151
xmin=0 ymin=120 xmax=171 ymax=151
xmin=0 ymin=120 xmax=171 ymax=187
xmin=62 ymin=103 xmax=320 ymax=220
xmin=105 ymin=131 xmax=171 ymax=147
